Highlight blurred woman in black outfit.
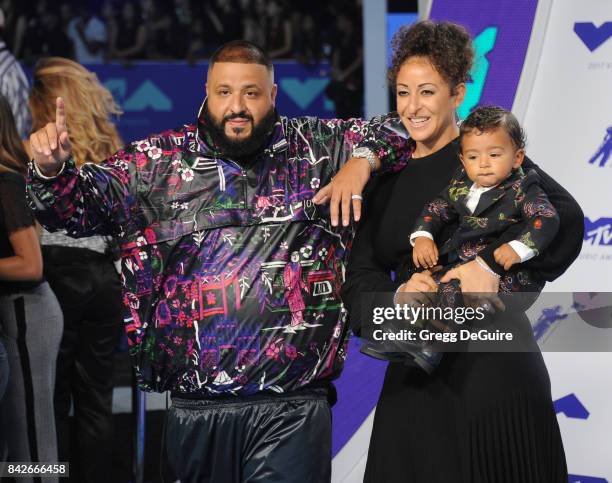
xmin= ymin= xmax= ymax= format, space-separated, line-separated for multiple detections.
xmin=0 ymin=93 xmax=63 ymax=482
xmin=342 ymin=21 xmax=582 ymax=483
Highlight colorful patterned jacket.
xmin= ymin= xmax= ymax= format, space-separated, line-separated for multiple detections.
xmin=27 ymin=112 xmax=409 ymax=396
xmin=413 ymin=167 xmax=560 ymax=263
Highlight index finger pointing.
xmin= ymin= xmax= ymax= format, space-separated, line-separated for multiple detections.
xmin=56 ymin=97 xmax=67 ymax=131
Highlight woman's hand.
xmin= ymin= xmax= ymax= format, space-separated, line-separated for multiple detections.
xmin=395 ymin=270 xmax=438 ymax=306
xmin=312 ymin=157 xmax=371 ymax=227
xmin=440 ymin=259 xmax=504 ymax=312
xmin=439 ymin=259 xmax=499 ymax=292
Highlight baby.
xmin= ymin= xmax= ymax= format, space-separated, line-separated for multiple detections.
xmin=407 ymin=106 xmax=560 ymax=372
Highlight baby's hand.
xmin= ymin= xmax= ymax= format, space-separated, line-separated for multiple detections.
xmin=412 ymin=237 xmax=439 ymax=268
xmin=493 ymin=243 xmax=521 ymax=270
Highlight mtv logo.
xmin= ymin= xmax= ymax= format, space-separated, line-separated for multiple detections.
xmin=574 ymin=22 xmax=612 ymax=52
xmin=584 ymin=218 xmax=612 ymax=246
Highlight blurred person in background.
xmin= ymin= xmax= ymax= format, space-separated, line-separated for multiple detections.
xmin=291 ymin=0 xmax=328 ymax=67
xmin=241 ymin=0 xmax=266 ymax=48
xmin=14 ymin=0 xmax=46 ymax=63
xmin=0 ymin=92 xmax=63 ymax=482
xmin=213 ymin=0 xmax=243 ymax=45
xmin=38 ymin=9 xmax=74 ymax=59
xmin=326 ymin=6 xmax=364 ymax=118
xmin=141 ymin=0 xmax=172 ymax=59
xmin=59 ymin=2 xmax=73 ymax=33
xmin=185 ymin=16 xmax=208 ymax=63
xmin=0 ymin=6 xmax=31 ymax=138
xmin=66 ymin=4 xmax=107 ymax=64
xmin=21 ymin=1 xmax=74 ymax=62
xmin=169 ymin=0 xmax=193 ymax=58
xmin=264 ymin=0 xmax=292 ymax=59
xmin=293 ymin=12 xmax=323 ymax=67
xmin=110 ymin=1 xmax=146 ymax=62
xmin=0 ymin=0 xmax=27 ymax=59
xmin=186 ymin=1 xmax=227 ymax=63
xmin=27 ymin=57 xmax=124 ymax=483
xmin=101 ymin=0 xmax=117 ymax=61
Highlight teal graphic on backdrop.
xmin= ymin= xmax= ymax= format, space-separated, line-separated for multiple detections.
xmin=108 ymin=77 xmax=332 ymax=113
xmin=280 ymin=78 xmax=330 ymax=110
xmin=104 ymin=79 xmax=173 ymax=111
xmin=458 ymin=27 xmax=498 ymax=119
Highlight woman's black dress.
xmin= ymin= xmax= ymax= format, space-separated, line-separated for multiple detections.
xmin=342 ymin=139 xmax=583 ymax=483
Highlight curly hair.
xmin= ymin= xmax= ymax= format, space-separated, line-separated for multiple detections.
xmin=29 ymin=57 xmax=123 ymax=167
xmin=388 ymin=20 xmax=474 ymax=93
xmin=460 ymin=106 xmax=526 ymax=150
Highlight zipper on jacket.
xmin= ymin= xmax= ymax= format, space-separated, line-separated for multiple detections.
xmin=241 ymin=168 xmax=247 ymax=208
xmin=213 ymin=155 xmax=248 ymax=208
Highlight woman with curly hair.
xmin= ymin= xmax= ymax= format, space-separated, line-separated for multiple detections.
xmin=341 ymin=21 xmax=581 ymax=482
xmin=27 ymin=57 xmax=123 ymax=483
xmin=0 ymin=92 xmax=63 ymax=482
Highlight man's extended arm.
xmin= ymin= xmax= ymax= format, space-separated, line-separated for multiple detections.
xmin=27 ymin=97 xmax=138 ymax=238
xmin=311 ymin=112 xmax=412 ymax=225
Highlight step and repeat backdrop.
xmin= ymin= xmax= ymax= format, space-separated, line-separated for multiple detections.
xmin=520 ymin=1 xmax=612 ymax=480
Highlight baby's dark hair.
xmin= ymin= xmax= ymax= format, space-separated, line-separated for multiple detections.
xmin=388 ymin=20 xmax=474 ymax=93
xmin=459 ymin=106 xmax=526 ymax=150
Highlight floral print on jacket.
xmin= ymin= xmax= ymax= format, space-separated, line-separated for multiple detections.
xmin=413 ymin=167 xmax=560 ymax=264
xmin=27 ymin=112 xmax=410 ymax=396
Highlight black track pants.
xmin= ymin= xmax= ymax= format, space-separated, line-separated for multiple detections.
xmin=166 ymin=389 xmax=332 ymax=483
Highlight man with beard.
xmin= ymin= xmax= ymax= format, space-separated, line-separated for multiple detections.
xmin=26 ymin=40 xmax=409 ymax=482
